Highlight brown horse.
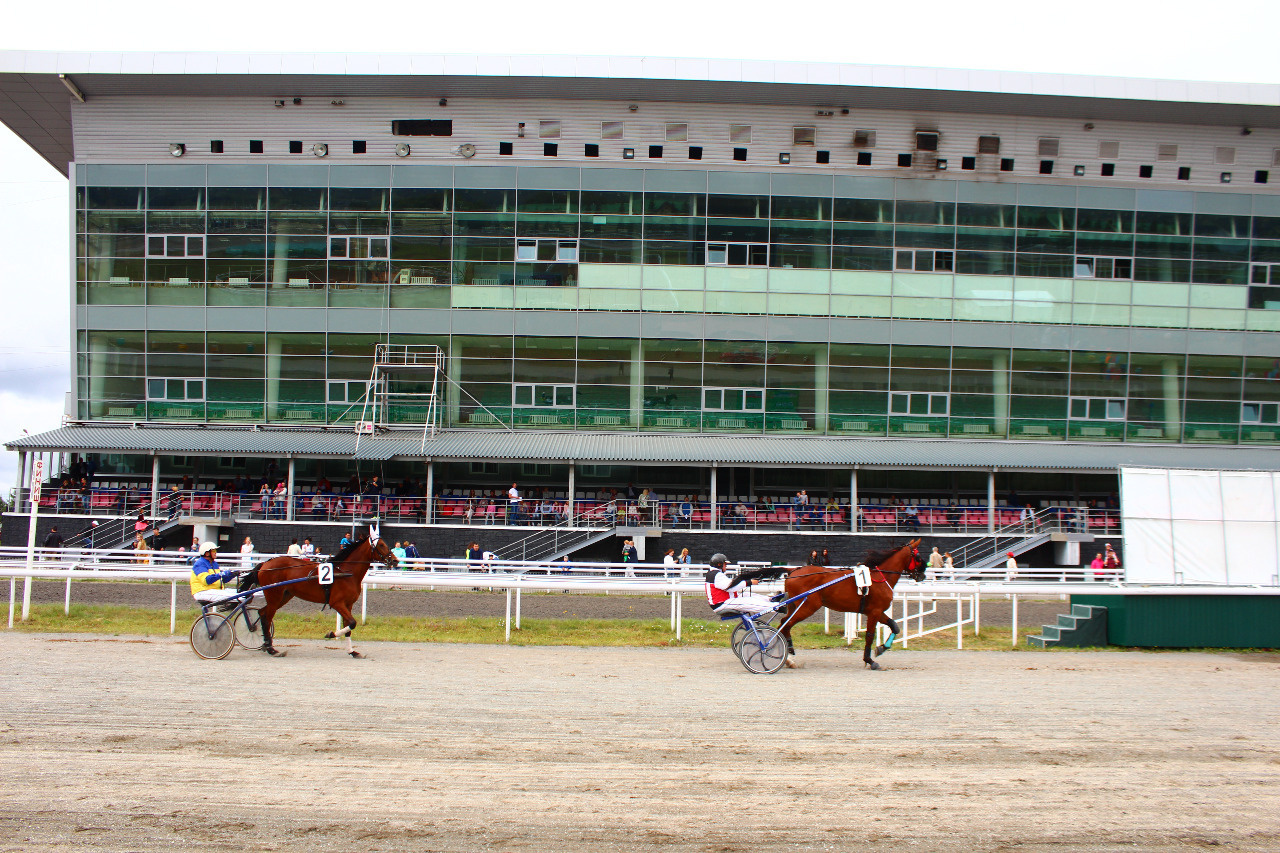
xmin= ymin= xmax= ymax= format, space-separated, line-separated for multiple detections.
xmin=246 ymin=526 xmax=398 ymax=658
xmin=777 ymin=539 xmax=924 ymax=670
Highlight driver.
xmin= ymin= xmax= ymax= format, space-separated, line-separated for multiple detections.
xmin=189 ymin=541 xmax=241 ymax=607
xmin=704 ymin=553 xmax=775 ymax=616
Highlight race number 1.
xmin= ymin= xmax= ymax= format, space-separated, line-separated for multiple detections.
xmin=317 ymin=562 xmax=334 ymax=585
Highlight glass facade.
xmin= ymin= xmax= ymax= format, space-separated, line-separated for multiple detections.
xmin=74 ymin=164 xmax=1280 ymax=444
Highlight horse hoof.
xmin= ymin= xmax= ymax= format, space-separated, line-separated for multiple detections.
xmin=874 ymin=644 xmax=887 ymax=657
xmin=784 ymin=656 xmax=800 ymax=669
xmin=264 ymin=647 xmax=287 ymax=658
xmin=324 ymin=631 xmax=336 ymax=639
xmin=350 ymin=651 xmax=364 ymax=659
xmin=865 ymin=660 xmax=881 ymax=670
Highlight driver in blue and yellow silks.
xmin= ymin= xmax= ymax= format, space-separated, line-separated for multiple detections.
xmin=190 ymin=541 xmax=241 ymax=606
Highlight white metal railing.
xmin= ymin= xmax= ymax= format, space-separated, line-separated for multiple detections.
xmin=4 ymin=552 xmax=1276 ymax=649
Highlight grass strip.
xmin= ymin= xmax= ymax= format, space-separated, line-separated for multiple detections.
xmin=9 ymin=603 xmax=1052 ymax=651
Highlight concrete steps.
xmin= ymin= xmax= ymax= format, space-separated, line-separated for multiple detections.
xmin=1027 ymin=604 xmax=1108 ymax=648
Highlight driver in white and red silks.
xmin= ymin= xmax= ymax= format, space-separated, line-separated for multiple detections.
xmin=704 ymin=553 xmax=776 ymax=616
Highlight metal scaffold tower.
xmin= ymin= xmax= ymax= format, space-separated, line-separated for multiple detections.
xmin=356 ymin=344 xmax=445 ymax=449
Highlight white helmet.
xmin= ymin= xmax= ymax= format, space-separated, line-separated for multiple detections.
xmin=199 ymin=541 xmax=218 ymax=555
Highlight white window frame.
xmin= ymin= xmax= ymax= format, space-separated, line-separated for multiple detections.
xmin=792 ymin=126 xmax=816 ymax=146
xmin=706 ymin=242 xmax=768 ymax=267
xmin=146 ymin=377 xmax=204 ymax=402
xmin=1242 ymin=401 xmax=1280 ymax=425
xmin=894 ymin=249 xmax=954 ymax=273
xmin=1069 ymin=396 xmax=1126 ymax=421
xmin=326 ymin=380 xmax=366 ymax=404
xmin=729 ymin=125 xmax=752 ymax=144
xmin=539 ymin=120 xmax=562 ymax=139
xmin=665 ymin=123 xmax=689 ymax=142
xmin=1075 ymin=256 xmax=1134 ymax=279
xmin=146 ymin=234 xmax=204 ymax=258
xmin=516 ymin=238 xmax=578 ymax=263
xmin=469 ymin=461 xmax=500 ymax=475
xmin=513 ymin=383 xmax=574 ymax=408
xmin=702 ymin=387 xmax=764 ymax=412
xmin=1251 ymin=263 xmax=1279 ymax=285
xmin=600 ymin=121 xmax=624 ymax=140
xmin=328 ymin=236 xmax=388 ymax=260
xmin=889 ymin=392 xmax=949 ymax=417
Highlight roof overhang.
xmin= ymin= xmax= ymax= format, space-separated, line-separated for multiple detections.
xmin=9 ymin=425 xmax=1280 ymax=473
xmin=4 ymin=51 xmax=1280 ymax=176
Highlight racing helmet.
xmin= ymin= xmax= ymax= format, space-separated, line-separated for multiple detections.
xmin=199 ymin=541 xmax=218 ymax=555
xmin=708 ymin=553 xmax=728 ymax=569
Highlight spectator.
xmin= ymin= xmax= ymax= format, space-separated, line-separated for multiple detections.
xmin=793 ymin=489 xmax=811 ymax=528
xmin=946 ymin=503 xmax=962 ymax=526
xmin=943 ymin=552 xmax=954 ymax=580
xmin=901 ymin=504 xmax=920 ymax=531
xmin=240 ymin=536 xmax=255 ymax=569
xmin=43 ymin=526 xmax=64 ymax=549
xmin=621 ymin=538 xmax=638 ymax=577
xmin=465 ymin=541 xmax=483 ymax=569
xmin=133 ymin=510 xmax=148 ymax=540
xmin=78 ymin=478 xmax=91 ymax=512
xmin=339 ymin=532 xmax=353 ymax=549
xmin=404 ymin=541 xmax=420 ymax=566
xmin=507 ymin=483 xmax=521 ymax=524
xmin=662 ymin=548 xmax=677 ymax=570
xmin=287 ymin=538 xmax=303 ymax=557
xmin=538 ymin=497 xmax=556 ymax=525
xmin=808 ymin=548 xmax=820 ymax=566
xmin=392 ymin=541 xmax=408 ymax=563
xmin=1090 ymin=552 xmax=1105 ymax=581
xmin=133 ymin=532 xmax=150 ymax=565
xmin=301 ymin=537 xmax=316 ymax=557
xmin=678 ymin=547 xmax=692 ymax=565
xmin=1103 ymin=543 xmax=1120 ymax=573
xmin=927 ymin=547 xmax=944 ymax=577
xmin=678 ymin=497 xmax=694 ymax=529
xmin=83 ymin=520 xmax=99 ymax=550
xmin=465 ymin=500 xmax=476 ymax=524
xmin=732 ymin=501 xmax=749 ymax=529
xmin=638 ymin=488 xmax=652 ymax=523
xmin=625 ymin=483 xmax=638 ymax=501
xmin=1005 ymin=551 xmax=1019 ymax=581
xmin=605 ymin=497 xmax=618 ymax=527
xmin=820 ymin=548 xmax=831 ymax=567
xmin=272 ymin=481 xmax=288 ymax=519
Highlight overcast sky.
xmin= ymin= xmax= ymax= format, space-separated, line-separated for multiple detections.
xmin=2 ymin=0 xmax=1279 ymax=496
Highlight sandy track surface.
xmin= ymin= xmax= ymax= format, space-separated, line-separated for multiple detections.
xmin=1 ymin=633 xmax=1277 ymax=853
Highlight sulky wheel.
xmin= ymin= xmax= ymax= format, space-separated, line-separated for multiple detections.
xmin=233 ymin=607 xmax=272 ymax=651
xmin=738 ymin=625 xmax=788 ymax=674
xmin=190 ymin=612 xmax=235 ymax=660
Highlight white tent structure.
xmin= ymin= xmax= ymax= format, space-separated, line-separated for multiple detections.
xmin=1121 ymin=467 xmax=1280 ymax=586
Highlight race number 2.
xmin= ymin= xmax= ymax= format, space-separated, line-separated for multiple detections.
xmin=317 ymin=562 xmax=334 ymax=585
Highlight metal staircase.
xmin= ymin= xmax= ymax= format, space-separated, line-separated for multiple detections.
xmin=492 ymin=509 xmax=618 ymax=563
xmin=951 ymin=507 xmax=1087 ymax=569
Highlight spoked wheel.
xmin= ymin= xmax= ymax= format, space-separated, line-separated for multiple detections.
xmin=730 ymin=612 xmax=777 ymax=661
xmin=190 ymin=612 xmax=235 ymax=660
xmin=738 ymin=625 xmax=787 ymax=674
xmin=233 ymin=607 xmax=272 ymax=651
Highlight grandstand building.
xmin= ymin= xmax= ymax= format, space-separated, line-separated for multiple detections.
xmin=4 ymin=51 xmax=1280 ymax=561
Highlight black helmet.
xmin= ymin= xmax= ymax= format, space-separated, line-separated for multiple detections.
xmin=709 ymin=553 xmax=728 ymax=569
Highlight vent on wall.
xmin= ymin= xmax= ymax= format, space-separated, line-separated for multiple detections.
xmin=1098 ymin=140 xmax=1120 ymax=159
xmin=601 ymin=121 xmax=623 ymax=140
xmin=915 ymin=131 xmax=939 ymax=152
xmin=977 ymin=135 xmax=1000 ymax=154
xmin=1038 ymin=138 xmax=1060 ymax=157
xmin=1215 ymin=147 xmax=1236 ymax=165
xmin=853 ymin=129 xmax=876 ymax=148
xmin=1157 ymin=144 xmax=1179 ymax=160
xmin=793 ymin=126 xmax=816 ymax=145
xmin=391 ymin=120 xmax=452 ymax=137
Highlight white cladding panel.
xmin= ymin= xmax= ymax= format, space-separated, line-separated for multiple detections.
xmin=71 ymin=95 xmax=1280 ymax=192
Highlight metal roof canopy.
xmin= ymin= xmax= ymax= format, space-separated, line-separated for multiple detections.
xmin=3 ymin=50 xmax=1279 ymax=175
xmin=9 ymin=425 xmax=1280 ymax=474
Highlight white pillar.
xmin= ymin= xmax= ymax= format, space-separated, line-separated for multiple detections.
xmin=425 ymin=460 xmax=434 ymax=524
xmin=447 ymin=349 xmax=462 ymax=426
xmin=271 ymin=234 xmax=290 ymax=286
xmin=987 ymin=470 xmax=996 ymax=534
xmin=849 ymin=467 xmax=858 ymax=533
xmin=150 ymin=455 xmax=160 ymax=512
xmin=709 ymin=464 xmax=718 ymax=531
xmin=814 ymin=351 xmax=828 ymax=435
xmin=286 ymin=458 xmax=296 ymax=521
xmin=567 ymin=463 xmax=575 ymax=521
xmin=15 ymin=450 xmax=26 ymax=503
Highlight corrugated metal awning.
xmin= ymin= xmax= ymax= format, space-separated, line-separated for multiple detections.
xmin=9 ymin=425 xmax=1280 ymax=472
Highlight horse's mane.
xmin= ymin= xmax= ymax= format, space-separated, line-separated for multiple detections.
xmin=862 ymin=543 xmax=910 ymax=569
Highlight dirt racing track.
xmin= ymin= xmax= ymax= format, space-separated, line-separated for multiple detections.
xmin=1 ymin=633 xmax=1278 ymax=853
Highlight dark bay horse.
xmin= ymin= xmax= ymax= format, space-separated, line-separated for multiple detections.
xmin=777 ymin=539 xmax=924 ymax=670
xmin=246 ymin=526 xmax=398 ymax=658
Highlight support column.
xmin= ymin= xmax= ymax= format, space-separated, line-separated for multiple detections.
xmin=629 ymin=340 xmax=644 ymax=429
xmin=567 ymin=463 xmax=575 ymax=521
xmin=266 ymin=336 xmax=283 ymax=421
xmin=849 ymin=467 xmax=858 ymax=533
xmin=814 ymin=350 xmax=829 ymax=435
xmin=987 ymin=470 xmax=996 ymax=534
xmin=1162 ymin=357 xmax=1181 ymax=439
xmin=425 ymin=460 xmax=434 ymax=524
xmin=150 ymin=455 xmax=160 ymax=513
xmin=270 ymin=234 xmax=290 ymax=286
xmin=993 ymin=352 xmax=1009 ymax=437
xmin=15 ymin=450 xmax=26 ymax=505
xmin=286 ymin=458 xmax=296 ymax=521
xmin=709 ymin=464 xmax=718 ymax=532
xmin=446 ymin=348 xmax=462 ymax=426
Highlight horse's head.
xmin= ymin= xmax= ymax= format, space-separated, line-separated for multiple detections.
xmin=365 ymin=530 xmax=399 ymax=569
xmin=905 ymin=539 xmax=926 ymax=582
